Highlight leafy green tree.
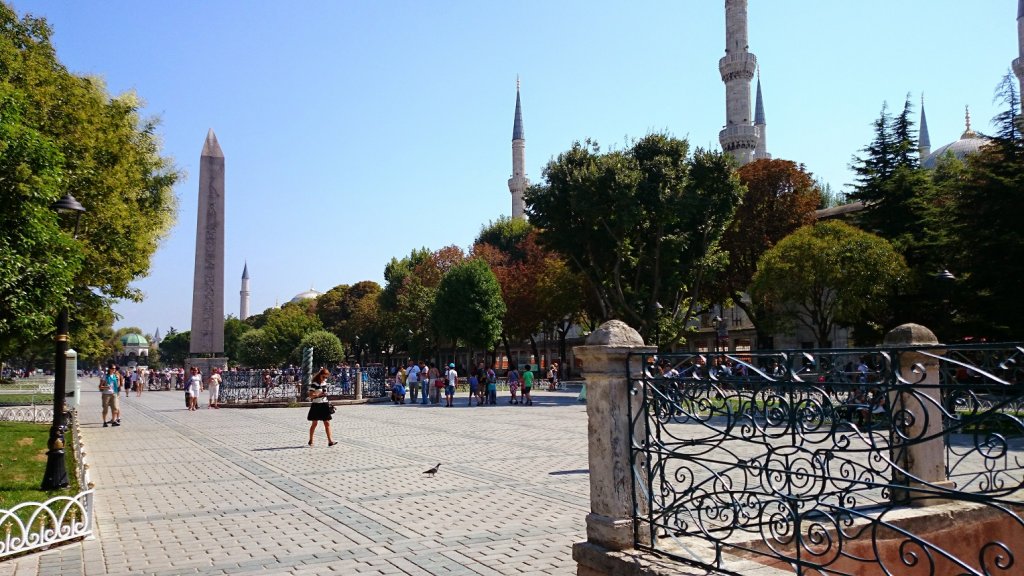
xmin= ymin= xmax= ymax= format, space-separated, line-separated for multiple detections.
xmin=432 ymin=259 xmax=506 ymax=352
xmin=526 ymin=134 xmax=743 ymax=344
xmin=223 ymin=316 xmax=251 ymax=366
xmin=291 ymin=330 xmax=345 ymax=369
xmin=475 ymin=216 xmax=533 ymax=262
xmin=261 ymin=304 xmax=323 ymax=366
xmin=0 ymin=6 xmax=180 ymax=360
xmin=236 ymin=329 xmax=275 ymax=368
xmin=750 ymin=221 xmax=909 ymax=347
xmin=158 ymin=329 xmax=190 ymax=368
xmin=316 ymin=281 xmax=382 ymax=346
xmin=945 ymin=73 xmax=1024 ymax=338
xmin=708 ymin=159 xmax=820 ymax=348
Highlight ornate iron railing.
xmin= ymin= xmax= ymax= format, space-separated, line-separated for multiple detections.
xmin=220 ymin=365 xmax=387 ymax=404
xmin=628 ymin=344 xmax=1024 ymax=576
xmin=0 ymin=411 xmax=94 ymax=558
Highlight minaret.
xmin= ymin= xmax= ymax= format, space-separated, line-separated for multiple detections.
xmin=1014 ymin=0 xmax=1024 ymax=112
xmin=153 ymin=327 xmax=161 ymax=346
xmin=919 ymin=95 xmax=931 ymax=160
xmin=719 ymin=0 xmax=759 ymax=165
xmin=508 ymin=77 xmax=529 ymax=219
xmin=752 ymin=70 xmax=770 ymax=160
xmin=240 ymin=262 xmax=250 ymax=321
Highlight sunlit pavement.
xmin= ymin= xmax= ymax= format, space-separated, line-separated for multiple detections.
xmin=3 ymin=388 xmax=590 ymax=575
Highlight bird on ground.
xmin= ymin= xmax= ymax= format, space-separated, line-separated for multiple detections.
xmin=423 ymin=463 xmax=441 ymax=477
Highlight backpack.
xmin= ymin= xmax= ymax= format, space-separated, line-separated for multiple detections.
xmin=487 ymin=369 xmax=496 ymax=384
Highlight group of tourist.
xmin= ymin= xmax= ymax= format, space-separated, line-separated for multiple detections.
xmin=388 ymin=359 xmax=563 ymax=407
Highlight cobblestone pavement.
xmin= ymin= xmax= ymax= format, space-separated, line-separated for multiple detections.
xmin=3 ymin=389 xmax=591 ymax=575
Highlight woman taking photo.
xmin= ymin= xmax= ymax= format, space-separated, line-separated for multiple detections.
xmin=307 ymin=367 xmax=337 ymax=447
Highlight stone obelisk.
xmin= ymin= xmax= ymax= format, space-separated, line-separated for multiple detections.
xmin=189 ymin=129 xmax=227 ymax=372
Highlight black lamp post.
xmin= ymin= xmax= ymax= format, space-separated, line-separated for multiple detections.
xmin=934 ymin=269 xmax=956 ymax=336
xmin=42 ymin=193 xmax=86 ymax=490
xmin=654 ymin=302 xmax=664 ymax=351
xmin=711 ymin=315 xmax=723 ymax=354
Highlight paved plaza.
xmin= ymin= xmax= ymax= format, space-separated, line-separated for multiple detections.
xmin=3 ymin=388 xmax=591 ymax=575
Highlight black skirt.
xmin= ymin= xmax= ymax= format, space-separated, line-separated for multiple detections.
xmin=307 ymin=402 xmax=333 ymax=421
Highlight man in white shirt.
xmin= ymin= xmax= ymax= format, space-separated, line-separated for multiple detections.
xmin=405 ymin=359 xmax=421 ymax=404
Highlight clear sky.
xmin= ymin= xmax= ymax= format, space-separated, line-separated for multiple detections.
xmin=9 ymin=0 xmax=1016 ymax=338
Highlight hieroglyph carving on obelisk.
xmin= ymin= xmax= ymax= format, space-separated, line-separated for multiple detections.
xmin=189 ymin=129 xmax=225 ymax=354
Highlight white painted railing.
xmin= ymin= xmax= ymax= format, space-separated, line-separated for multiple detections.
xmin=0 ymin=411 xmax=94 ymax=558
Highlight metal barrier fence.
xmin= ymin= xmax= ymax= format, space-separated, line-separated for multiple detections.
xmin=628 ymin=344 xmax=1024 ymax=576
xmin=0 ymin=411 xmax=94 ymax=558
xmin=220 ymin=365 xmax=388 ymax=405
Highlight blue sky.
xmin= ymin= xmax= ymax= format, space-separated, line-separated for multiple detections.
xmin=10 ymin=0 xmax=1015 ymax=337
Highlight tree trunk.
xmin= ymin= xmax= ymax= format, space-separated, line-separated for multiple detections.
xmin=529 ymin=335 xmax=540 ymax=370
xmin=501 ymin=333 xmax=513 ymax=372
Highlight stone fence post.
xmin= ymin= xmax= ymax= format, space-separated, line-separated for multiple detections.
xmin=573 ymin=320 xmax=656 ymax=561
xmin=355 ymin=364 xmax=363 ymax=401
xmin=884 ymin=323 xmax=953 ymax=505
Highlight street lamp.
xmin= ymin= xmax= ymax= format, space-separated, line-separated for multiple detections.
xmin=654 ymin=302 xmax=664 ymax=351
xmin=42 ymin=194 xmax=86 ymax=490
xmin=711 ymin=315 xmax=723 ymax=354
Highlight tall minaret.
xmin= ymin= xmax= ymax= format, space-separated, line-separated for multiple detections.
xmin=1014 ymin=0 xmax=1024 ymax=112
xmin=508 ymin=77 xmax=528 ymax=219
xmin=919 ymin=95 xmax=931 ymax=160
xmin=752 ymin=70 xmax=770 ymax=161
xmin=719 ymin=0 xmax=759 ymax=165
xmin=240 ymin=262 xmax=250 ymax=321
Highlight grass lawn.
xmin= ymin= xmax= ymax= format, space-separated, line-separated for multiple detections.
xmin=0 ymin=421 xmax=79 ymax=519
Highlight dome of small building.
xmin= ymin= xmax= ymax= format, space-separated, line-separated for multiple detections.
xmin=289 ymin=288 xmax=323 ymax=304
xmin=922 ymin=108 xmax=989 ymax=169
xmin=121 ymin=333 xmax=148 ymax=347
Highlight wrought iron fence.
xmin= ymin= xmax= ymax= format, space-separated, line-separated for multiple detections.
xmin=0 ymin=411 xmax=94 ymax=558
xmin=628 ymin=344 xmax=1024 ymax=576
xmin=220 ymin=365 xmax=387 ymax=405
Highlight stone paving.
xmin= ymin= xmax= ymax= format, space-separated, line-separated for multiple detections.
xmin=3 ymin=388 xmax=591 ymax=576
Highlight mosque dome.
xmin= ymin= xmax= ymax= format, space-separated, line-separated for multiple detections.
xmin=289 ymin=287 xmax=324 ymax=304
xmin=922 ymin=108 xmax=989 ymax=169
xmin=120 ymin=333 xmax=148 ymax=347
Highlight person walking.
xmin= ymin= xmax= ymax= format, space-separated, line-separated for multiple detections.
xmin=187 ymin=366 xmax=202 ymax=411
xmin=307 ymin=367 xmax=337 ymax=446
xmin=507 ymin=365 xmax=520 ymax=404
xmin=100 ymin=365 xmax=121 ymax=427
xmin=445 ymin=363 xmax=457 ymax=407
xmin=521 ymin=364 xmax=534 ymax=406
xmin=207 ymin=367 xmax=222 ymax=409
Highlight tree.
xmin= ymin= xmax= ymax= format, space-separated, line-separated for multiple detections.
xmin=946 ymin=73 xmax=1024 ymax=338
xmin=291 ymin=330 xmax=345 ymax=369
xmin=236 ymin=329 xmax=275 ymax=368
xmin=750 ymin=221 xmax=909 ymax=347
xmin=0 ymin=6 xmax=179 ymax=360
xmin=432 ymin=259 xmax=506 ymax=352
xmin=260 ymin=303 xmax=323 ymax=366
xmin=158 ymin=329 xmax=190 ymax=368
xmin=709 ymin=159 xmax=820 ymax=348
xmin=526 ymin=134 xmax=744 ymax=344
xmin=223 ymin=316 xmax=252 ymax=366
xmin=315 ymin=281 xmax=381 ymax=345
xmin=382 ymin=246 xmax=465 ymax=360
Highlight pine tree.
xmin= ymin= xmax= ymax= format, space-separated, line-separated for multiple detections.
xmin=948 ymin=73 xmax=1024 ymax=338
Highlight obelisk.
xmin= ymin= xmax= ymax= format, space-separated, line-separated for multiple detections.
xmin=189 ymin=129 xmax=227 ymax=371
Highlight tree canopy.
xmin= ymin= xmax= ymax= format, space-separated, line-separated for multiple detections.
xmin=0 ymin=5 xmax=179 ymax=359
xmin=432 ymin=258 xmax=505 ymax=351
xmin=526 ymin=134 xmax=743 ymax=344
xmin=750 ymin=221 xmax=909 ymax=347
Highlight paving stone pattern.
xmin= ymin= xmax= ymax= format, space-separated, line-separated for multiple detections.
xmin=3 ymin=389 xmax=591 ymax=575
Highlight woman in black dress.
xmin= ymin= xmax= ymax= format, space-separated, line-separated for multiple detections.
xmin=307 ymin=367 xmax=337 ymax=447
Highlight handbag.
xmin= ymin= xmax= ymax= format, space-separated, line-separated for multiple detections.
xmin=329 ymin=404 xmax=337 ymax=414
xmin=435 ymin=378 xmax=445 ymax=388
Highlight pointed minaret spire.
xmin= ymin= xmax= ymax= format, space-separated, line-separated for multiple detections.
xmin=719 ymin=0 xmax=759 ymax=165
xmin=752 ymin=68 xmax=770 ymax=160
xmin=508 ymin=77 xmax=529 ymax=219
xmin=1014 ymin=0 xmax=1024 ymax=112
xmin=919 ymin=94 xmax=931 ymax=160
xmin=240 ymin=261 xmax=250 ymax=321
